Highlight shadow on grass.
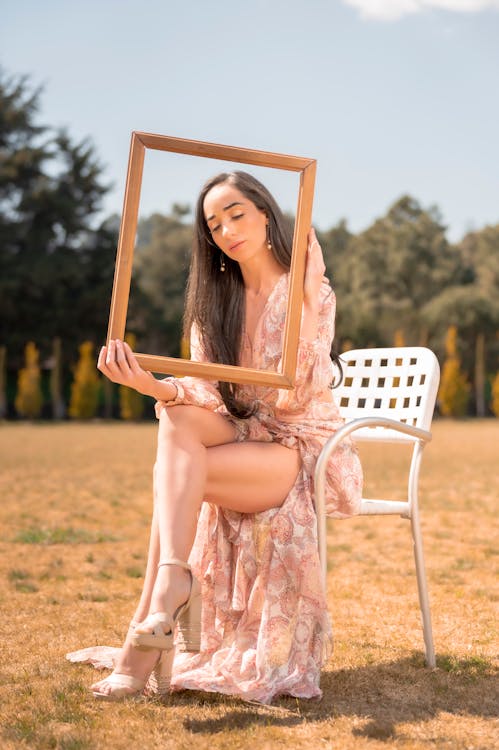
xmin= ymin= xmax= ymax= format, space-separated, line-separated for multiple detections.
xmin=182 ymin=653 xmax=498 ymax=736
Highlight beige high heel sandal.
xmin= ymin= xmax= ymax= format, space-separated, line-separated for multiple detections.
xmin=91 ymin=621 xmax=175 ymax=700
xmin=131 ymin=559 xmax=202 ymax=654
xmin=91 ymin=650 xmax=174 ymax=701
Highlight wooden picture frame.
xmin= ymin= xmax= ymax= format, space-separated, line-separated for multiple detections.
xmin=107 ymin=131 xmax=316 ymax=388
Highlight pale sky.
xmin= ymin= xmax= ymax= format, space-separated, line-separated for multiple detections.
xmin=1 ymin=0 xmax=498 ymax=242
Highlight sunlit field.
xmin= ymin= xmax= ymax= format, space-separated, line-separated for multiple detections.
xmin=0 ymin=420 xmax=497 ymax=750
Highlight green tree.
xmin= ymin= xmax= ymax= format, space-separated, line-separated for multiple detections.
xmin=458 ymin=223 xmax=499 ymax=295
xmin=455 ymin=224 xmax=499 ymax=413
xmin=317 ymin=220 xmax=355 ymax=349
xmin=318 ymin=219 xmax=353 ymax=290
xmin=69 ymin=341 xmax=100 ymax=419
xmin=128 ymin=212 xmax=192 ymax=356
xmin=15 ymin=341 xmax=43 ymax=418
xmin=0 ymin=69 xmax=116 ymax=366
xmin=423 ymin=286 xmax=499 ymax=416
xmin=340 ymin=196 xmax=463 ymax=347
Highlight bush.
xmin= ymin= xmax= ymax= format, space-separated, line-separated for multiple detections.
xmin=491 ymin=371 xmax=499 ymax=417
xmin=15 ymin=342 xmax=43 ymax=418
xmin=69 ymin=342 xmax=100 ymax=419
xmin=119 ymin=333 xmax=144 ymax=421
xmin=438 ymin=326 xmax=470 ymax=417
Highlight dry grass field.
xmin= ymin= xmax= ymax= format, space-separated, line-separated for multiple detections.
xmin=0 ymin=420 xmax=497 ymax=750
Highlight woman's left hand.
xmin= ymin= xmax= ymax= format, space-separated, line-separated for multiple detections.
xmin=304 ymin=228 xmax=326 ymax=308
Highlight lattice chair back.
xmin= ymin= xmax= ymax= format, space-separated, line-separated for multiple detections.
xmin=315 ymin=346 xmax=441 ymax=667
xmin=333 ymin=347 xmax=440 ymax=443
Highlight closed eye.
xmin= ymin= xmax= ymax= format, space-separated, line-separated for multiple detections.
xmin=210 ymin=213 xmax=244 ymax=234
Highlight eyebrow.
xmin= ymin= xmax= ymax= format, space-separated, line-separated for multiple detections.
xmin=206 ymin=201 xmax=243 ymax=223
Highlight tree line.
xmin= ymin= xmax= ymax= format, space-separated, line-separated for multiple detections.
xmin=1 ymin=69 xmax=498 ymax=419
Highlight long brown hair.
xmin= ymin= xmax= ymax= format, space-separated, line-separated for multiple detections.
xmin=184 ymin=171 xmax=293 ymax=418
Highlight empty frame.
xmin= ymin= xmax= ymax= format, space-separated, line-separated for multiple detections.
xmin=107 ymin=131 xmax=316 ymax=388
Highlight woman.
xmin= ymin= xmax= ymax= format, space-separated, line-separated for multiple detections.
xmin=84 ymin=171 xmax=363 ymax=703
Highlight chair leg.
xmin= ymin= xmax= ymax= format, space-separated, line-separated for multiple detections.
xmin=410 ymin=510 xmax=436 ymax=668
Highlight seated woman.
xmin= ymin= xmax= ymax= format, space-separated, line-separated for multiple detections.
xmin=82 ymin=170 xmax=363 ymax=704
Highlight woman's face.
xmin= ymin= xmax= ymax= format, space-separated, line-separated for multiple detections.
xmin=203 ymin=182 xmax=268 ymax=265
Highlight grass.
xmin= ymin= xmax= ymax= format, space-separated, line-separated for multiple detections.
xmin=0 ymin=420 xmax=498 ymax=749
xmin=13 ymin=526 xmax=118 ymax=545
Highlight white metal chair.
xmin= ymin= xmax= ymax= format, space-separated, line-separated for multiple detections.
xmin=314 ymin=347 xmax=440 ymax=667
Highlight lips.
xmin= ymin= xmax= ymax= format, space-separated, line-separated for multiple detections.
xmin=229 ymin=240 xmax=245 ymax=252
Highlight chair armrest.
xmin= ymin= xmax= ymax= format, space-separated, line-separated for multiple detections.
xmin=314 ymin=417 xmax=431 ymax=493
xmin=350 ymin=417 xmax=431 ymax=441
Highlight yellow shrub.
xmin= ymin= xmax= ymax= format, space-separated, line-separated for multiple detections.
xmin=119 ymin=333 xmax=144 ymax=421
xmin=393 ymin=329 xmax=405 ymax=347
xmin=15 ymin=342 xmax=43 ymax=418
xmin=491 ymin=371 xmax=499 ymax=417
xmin=69 ymin=341 xmax=100 ymax=419
xmin=438 ymin=326 xmax=470 ymax=417
xmin=180 ymin=336 xmax=190 ymax=360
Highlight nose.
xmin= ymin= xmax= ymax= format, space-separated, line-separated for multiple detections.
xmin=221 ymin=222 xmax=233 ymax=238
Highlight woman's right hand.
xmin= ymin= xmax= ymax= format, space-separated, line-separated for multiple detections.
xmin=97 ymin=340 xmax=159 ymax=397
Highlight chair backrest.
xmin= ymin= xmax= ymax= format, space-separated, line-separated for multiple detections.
xmin=334 ymin=347 xmax=440 ymax=442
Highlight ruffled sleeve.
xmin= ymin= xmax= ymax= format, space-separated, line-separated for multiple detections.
xmin=274 ymin=281 xmax=336 ymax=414
xmin=154 ymin=324 xmax=224 ymax=417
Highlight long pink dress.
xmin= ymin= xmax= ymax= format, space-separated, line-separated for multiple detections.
xmin=67 ymin=273 xmax=363 ymax=704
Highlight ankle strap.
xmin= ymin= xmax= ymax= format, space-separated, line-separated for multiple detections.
xmin=157 ymin=558 xmax=191 ymax=571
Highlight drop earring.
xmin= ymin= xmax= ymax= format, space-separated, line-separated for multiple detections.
xmin=220 ymin=253 xmax=226 ymax=272
xmin=266 ymin=224 xmax=272 ymax=251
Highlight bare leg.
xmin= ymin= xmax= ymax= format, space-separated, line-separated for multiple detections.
xmin=91 ymin=407 xmax=238 ymax=695
xmin=149 ymin=406 xmax=301 ymax=617
xmin=149 ymin=406 xmax=237 ymax=617
xmin=131 ymin=465 xmax=160 ymax=624
xmin=92 ymin=405 xmax=301 ymax=695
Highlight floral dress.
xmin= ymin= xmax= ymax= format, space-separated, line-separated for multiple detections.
xmin=157 ymin=273 xmax=362 ymax=703
xmin=67 ymin=273 xmax=363 ymax=704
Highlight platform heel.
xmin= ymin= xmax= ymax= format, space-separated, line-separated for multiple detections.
xmin=176 ymin=575 xmax=202 ymax=652
xmin=132 ymin=558 xmax=202 ymax=654
xmin=147 ymin=648 xmax=175 ymax=697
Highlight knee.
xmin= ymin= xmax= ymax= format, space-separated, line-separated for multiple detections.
xmin=157 ymin=405 xmax=201 ymax=446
